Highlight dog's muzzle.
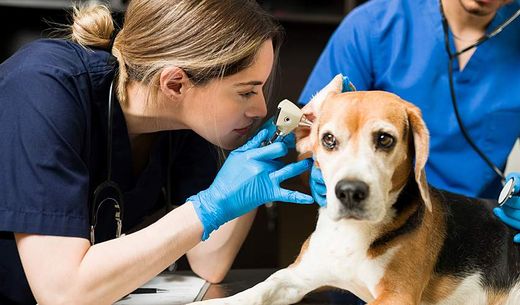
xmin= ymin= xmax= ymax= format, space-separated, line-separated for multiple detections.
xmin=335 ymin=179 xmax=369 ymax=209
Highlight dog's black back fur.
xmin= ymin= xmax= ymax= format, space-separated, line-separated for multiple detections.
xmin=432 ymin=188 xmax=520 ymax=290
xmin=371 ymin=179 xmax=520 ymax=291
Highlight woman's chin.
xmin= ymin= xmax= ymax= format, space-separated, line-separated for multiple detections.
xmin=222 ymin=134 xmax=248 ymax=150
xmin=202 ymin=135 xmax=242 ymax=151
xmin=199 ymin=130 xmax=250 ymax=150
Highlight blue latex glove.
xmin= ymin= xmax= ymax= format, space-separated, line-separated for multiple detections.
xmin=189 ymin=129 xmax=314 ymax=240
xmin=310 ymin=163 xmax=327 ymax=207
xmin=493 ymin=172 xmax=520 ymax=243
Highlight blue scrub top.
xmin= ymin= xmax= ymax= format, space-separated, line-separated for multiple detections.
xmin=300 ymin=0 xmax=520 ymax=199
xmin=0 ymin=39 xmax=218 ymax=304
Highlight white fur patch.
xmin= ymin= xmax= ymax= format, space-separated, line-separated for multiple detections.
xmin=299 ymin=210 xmax=400 ymax=302
xmin=505 ymin=282 xmax=520 ymax=305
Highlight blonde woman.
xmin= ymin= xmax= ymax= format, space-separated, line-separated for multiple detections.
xmin=0 ymin=1 xmax=315 ymax=304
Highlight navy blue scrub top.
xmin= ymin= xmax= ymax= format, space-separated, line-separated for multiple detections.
xmin=0 ymin=39 xmax=218 ymax=304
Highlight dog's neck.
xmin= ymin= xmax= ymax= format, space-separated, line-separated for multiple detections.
xmin=314 ymin=176 xmax=428 ymax=255
xmin=370 ymin=178 xmax=425 ymax=250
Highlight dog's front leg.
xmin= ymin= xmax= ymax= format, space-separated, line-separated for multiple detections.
xmin=189 ymin=264 xmax=329 ymax=305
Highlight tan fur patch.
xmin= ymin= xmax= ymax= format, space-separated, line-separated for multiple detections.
xmin=487 ymin=291 xmax=508 ymax=305
xmin=289 ymin=235 xmax=311 ymax=268
xmin=390 ymin=122 xmax=413 ymax=193
xmin=368 ymin=291 xmax=417 ymax=304
xmin=422 ymin=275 xmax=461 ymax=303
xmin=389 ymin=152 xmax=412 ymax=194
xmin=370 ymin=192 xmax=446 ymax=304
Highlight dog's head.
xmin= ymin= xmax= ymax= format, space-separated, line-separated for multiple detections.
xmin=297 ymin=75 xmax=431 ymax=223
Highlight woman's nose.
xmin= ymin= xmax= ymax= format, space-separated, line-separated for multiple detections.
xmin=246 ymin=94 xmax=267 ymax=118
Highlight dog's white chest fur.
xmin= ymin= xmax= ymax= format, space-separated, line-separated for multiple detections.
xmin=300 ymin=211 xmax=400 ymax=302
xmin=189 ymin=211 xmax=401 ymax=305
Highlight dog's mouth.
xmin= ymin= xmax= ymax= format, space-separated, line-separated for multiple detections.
xmin=331 ymin=207 xmax=371 ymax=222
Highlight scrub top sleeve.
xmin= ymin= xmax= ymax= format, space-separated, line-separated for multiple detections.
xmin=0 ymin=67 xmax=90 ymax=238
xmin=299 ymin=7 xmax=375 ymax=105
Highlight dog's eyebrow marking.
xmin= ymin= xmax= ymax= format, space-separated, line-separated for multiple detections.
xmin=370 ymin=180 xmax=425 ymax=250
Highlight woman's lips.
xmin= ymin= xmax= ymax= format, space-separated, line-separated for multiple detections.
xmin=475 ymin=0 xmax=493 ymax=5
xmin=234 ymin=124 xmax=253 ymax=136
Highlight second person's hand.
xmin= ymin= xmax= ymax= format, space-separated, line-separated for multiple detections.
xmin=310 ymin=163 xmax=327 ymax=207
xmin=494 ymin=172 xmax=520 ymax=243
xmin=188 ymin=129 xmax=314 ymax=240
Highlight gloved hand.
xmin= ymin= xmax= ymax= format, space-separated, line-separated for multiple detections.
xmin=310 ymin=162 xmax=327 ymax=207
xmin=493 ymin=172 xmax=520 ymax=243
xmin=260 ymin=116 xmax=295 ymax=148
xmin=189 ymin=129 xmax=314 ymax=240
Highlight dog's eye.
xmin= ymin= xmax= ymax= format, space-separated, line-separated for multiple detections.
xmin=375 ymin=132 xmax=395 ymax=149
xmin=321 ymin=133 xmax=337 ymax=150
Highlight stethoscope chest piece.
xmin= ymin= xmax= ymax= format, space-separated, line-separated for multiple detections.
xmin=498 ymin=176 xmax=518 ymax=206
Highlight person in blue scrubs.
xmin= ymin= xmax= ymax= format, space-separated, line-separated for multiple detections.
xmin=302 ymin=0 xmax=520 ymax=199
xmin=0 ymin=1 xmax=316 ymax=304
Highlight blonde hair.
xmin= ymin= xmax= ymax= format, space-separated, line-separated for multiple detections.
xmin=68 ymin=0 xmax=282 ymax=108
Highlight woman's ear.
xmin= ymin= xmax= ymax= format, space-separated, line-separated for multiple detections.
xmin=159 ymin=66 xmax=191 ymax=101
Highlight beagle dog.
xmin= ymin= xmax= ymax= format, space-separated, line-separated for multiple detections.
xmin=191 ymin=75 xmax=520 ymax=305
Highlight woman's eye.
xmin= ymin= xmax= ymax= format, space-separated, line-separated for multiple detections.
xmin=240 ymin=91 xmax=258 ymax=98
xmin=375 ymin=132 xmax=395 ymax=149
xmin=321 ymin=133 xmax=337 ymax=150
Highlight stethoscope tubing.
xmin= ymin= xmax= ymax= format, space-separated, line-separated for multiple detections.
xmin=89 ymin=81 xmax=124 ymax=244
xmin=89 ymin=78 xmax=175 ymax=244
xmin=439 ymin=0 xmax=520 ymax=183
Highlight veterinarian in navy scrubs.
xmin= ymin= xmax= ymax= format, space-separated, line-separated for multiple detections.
xmin=0 ymin=1 xmax=316 ymax=304
xmin=302 ymin=0 xmax=520 ymax=242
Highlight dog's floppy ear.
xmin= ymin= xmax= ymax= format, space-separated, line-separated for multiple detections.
xmin=405 ymin=102 xmax=432 ymax=212
xmin=296 ymin=74 xmax=344 ymax=157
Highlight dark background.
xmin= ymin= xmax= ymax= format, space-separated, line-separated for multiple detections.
xmin=0 ymin=0 xmax=366 ymax=269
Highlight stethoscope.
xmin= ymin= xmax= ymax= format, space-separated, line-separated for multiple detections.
xmin=89 ymin=80 xmax=174 ymax=245
xmin=90 ymin=81 xmax=124 ymax=245
xmin=438 ymin=0 xmax=520 ymax=205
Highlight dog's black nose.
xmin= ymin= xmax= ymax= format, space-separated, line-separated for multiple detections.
xmin=335 ymin=179 xmax=369 ymax=207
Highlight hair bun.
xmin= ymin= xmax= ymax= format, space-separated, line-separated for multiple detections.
xmin=70 ymin=3 xmax=115 ymax=49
